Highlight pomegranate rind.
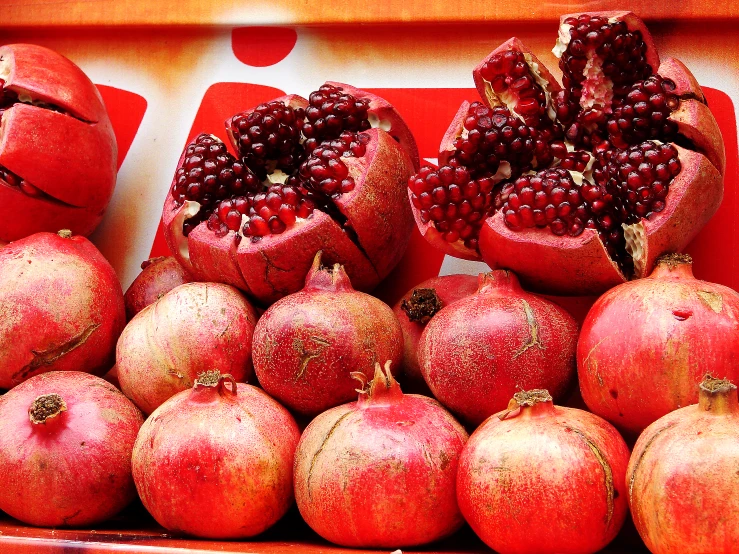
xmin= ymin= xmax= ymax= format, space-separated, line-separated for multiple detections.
xmin=629 ymin=146 xmax=723 ymax=278
xmin=438 ymin=100 xmax=471 ymax=166
xmin=0 ymin=232 xmax=125 ymax=389
xmin=0 ymin=44 xmax=109 ymax=123
xmin=326 ymin=81 xmax=420 ymax=170
xmin=658 ymin=57 xmax=705 ymax=102
xmin=671 ymin=99 xmax=726 ymax=176
xmin=558 ymin=11 xmax=661 ymax=72
xmin=472 ymin=37 xmax=562 ymax=113
xmin=479 ymin=215 xmax=627 ymax=295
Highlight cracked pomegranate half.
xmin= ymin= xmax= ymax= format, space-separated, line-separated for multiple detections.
xmin=0 ymin=44 xmax=117 ymax=242
xmin=164 ymin=83 xmax=417 ymax=305
xmin=409 ymin=13 xmax=725 ymax=295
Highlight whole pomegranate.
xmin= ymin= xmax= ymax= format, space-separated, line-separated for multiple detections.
xmin=0 ymin=44 xmax=117 ymax=242
xmin=0 ymin=371 xmax=143 ymax=527
xmin=294 ymin=362 xmax=468 ymax=548
xmin=628 ymin=376 xmax=739 ymax=553
xmin=578 ymin=253 xmax=739 ymax=436
xmin=0 ymin=230 xmax=125 ymax=390
xmin=418 ymin=270 xmax=578 ymax=425
xmin=252 ymin=253 xmax=403 ymax=416
xmin=164 ymin=83 xmax=417 ymax=305
xmin=409 ymin=12 xmax=724 ymax=295
xmin=458 ymin=389 xmax=630 ymax=554
xmin=393 ymin=274 xmax=478 ymax=388
xmin=123 ymin=256 xmax=193 ymax=320
xmin=117 ymin=282 xmax=257 ymax=414
xmin=132 ymin=370 xmax=300 ymax=538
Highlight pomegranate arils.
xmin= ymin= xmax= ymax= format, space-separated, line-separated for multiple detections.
xmin=228 ymin=101 xmax=305 ymax=178
xmin=409 ymin=165 xmax=494 ymax=249
xmin=303 ymin=84 xmax=371 ymax=151
xmin=298 ymin=131 xmax=369 ymax=196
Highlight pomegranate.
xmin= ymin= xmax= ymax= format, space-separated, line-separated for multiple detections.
xmin=578 ymin=253 xmax=739 ymax=436
xmin=393 ymin=274 xmax=478 ymax=387
xmin=409 ymin=12 xmax=724 ymax=295
xmin=123 ymin=256 xmax=193 ymax=320
xmin=163 ymin=83 xmax=417 ymax=305
xmin=458 ymin=389 xmax=630 ymax=554
xmin=252 ymin=252 xmax=403 ymax=416
xmin=117 ymin=282 xmax=257 ymax=414
xmin=418 ymin=270 xmax=578 ymax=425
xmin=0 ymin=230 xmax=125 ymax=390
xmin=0 ymin=371 xmax=143 ymax=527
xmin=294 ymin=362 xmax=468 ymax=548
xmin=0 ymin=44 xmax=117 ymax=242
xmin=627 ymin=376 xmax=739 ymax=553
xmin=132 ymin=370 xmax=300 ymax=538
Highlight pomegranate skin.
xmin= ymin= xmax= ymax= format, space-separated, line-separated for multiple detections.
xmin=418 ymin=270 xmax=578 ymax=425
xmin=0 ymin=44 xmax=117 ymax=242
xmin=294 ymin=362 xmax=468 ymax=548
xmin=627 ymin=377 xmax=739 ymax=554
xmin=132 ymin=371 xmax=300 ymax=539
xmin=252 ymin=254 xmax=403 ymax=416
xmin=0 ymin=371 xmax=143 ymax=527
xmin=117 ymin=282 xmax=258 ymax=414
xmin=0 ymin=230 xmax=125 ymax=390
xmin=458 ymin=390 xmax=630 ymax=554
xmin=123 ymin=256 xmax=193 ymax=320
xmin=578 ymin=253 xmax=739 ymax=436
xmin=393 ymin=274 xmax=478 ymax=386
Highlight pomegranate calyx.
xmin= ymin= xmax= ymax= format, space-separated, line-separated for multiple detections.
xmin=400 ymin=288 xmax=444 ymax=324
xmin=650 ymin=252 xmax=695 ymax=280
xmin=29 ymin=393 xmax=67 ymax=424
xmin=699 ymin=375 xmax=738 ymax=414
xmin=499 ymin=389 xmax=555 ymax=421
xmin=194 ymin=370 xmax=237 ymax=397
xmin=141 ymin=256 xmax=167 ymax=270
xmin=57 ymin=229 xmax=73 ymax=239
xmin=361 ymin=361 xmax=403 ymax=406
xmin=303 ymin=251 xmax=354 ymax=293
xmin=477 ymin=270 xmax=522 ymax=294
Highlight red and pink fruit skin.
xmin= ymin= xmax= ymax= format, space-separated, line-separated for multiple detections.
xmin=116 ymin=282 xmax=258 ymax=415
xmin=627 ymin=377 xmax=739 ymax=554
xmin=418 ymin=270 xmax=578 ymax=426
xmin=457 ymin=391 xmax=630 ymax=554
xmin=132 ymin=372 xmax=300 ymax=539
xmin=0 ymin=371 xmax=143 ymax=527
xmin=393 ymin=274 xmax=478 ymax=387
xmin=123 ymin=256 xmax=193 ymax=321
xmin=578 ymin=254 xmax=739 ymax=437
xmin=294 ymin=363 xmax=468 ymax=548
xmin=0 ymin=44 xmax=117 ymax=242
xmin=0 ymin=230 xmax=125 ymax=390
xmin=252 ymin=254 xmax=403 ymax=416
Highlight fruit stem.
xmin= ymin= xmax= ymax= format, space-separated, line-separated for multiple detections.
xmin=699 ymin=375 xmax=738 ymax=415
xmin=29 ymin=393 xmax=67 ymax=426
xmin=57 ymin=229 xmax=73 ymax=239
xmin=194 ymin=370 xmax=237 ymax=398
xmin=651 ymin=253 xmax=694 ymax=280
xmin=357 ymin=361 xmax=403 ymax=407
xmin=477 ymin=270 xmax=523 ymax=296
xmin=304 ymin=251 xmax=354 ymax=293
xmin=498 ymin=389 xmax=555 ymax=420
xmin=400 ymin=288 xmax=443 ymax=324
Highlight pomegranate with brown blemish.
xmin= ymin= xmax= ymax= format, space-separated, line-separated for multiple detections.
xmin=251 ymin=253 xmax=403 ymax=417
xmin=578 ymin=253 xmax=739 ymax=436
xmin=0 ymin=44 xmax=117 ymax=242
xmin=0 ymin=371 xmax=143 ymax=527
xmin=164 ymin=83 xmax=417 ymax=305
xmin=410 ymin=12 xmax=724 ymax=294
xmin=116 ymin=282 xmax=258 ymax=415
xmin=0 ymin=230 xmax=125 ymax=390
xmin=457 ymin=389 xmax=630 ymax=554
xmin=418 ymin=270 xmax=578 ymax=425
xmin=294 ymin=362 xmax=468 ymax=548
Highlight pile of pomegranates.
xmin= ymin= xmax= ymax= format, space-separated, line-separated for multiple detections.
xmin=409 ymin=11 xmax=725 ymax=295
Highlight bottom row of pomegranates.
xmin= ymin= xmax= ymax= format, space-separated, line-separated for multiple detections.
xmin=1 ymin=365 xmax=737 ymax=554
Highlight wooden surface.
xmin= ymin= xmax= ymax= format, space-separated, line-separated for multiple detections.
xmin=0 ymin=501 xmax=649 ymax=553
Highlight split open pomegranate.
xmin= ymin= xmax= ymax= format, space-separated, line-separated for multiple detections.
xmin=0 ymin=44 xmax=117 ymax=242
xmin=409 ymin=12 xmax=725 ymax=295
xmin=164 ymin=83 xmax=417 ymax=304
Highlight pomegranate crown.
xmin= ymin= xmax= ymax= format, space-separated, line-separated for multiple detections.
xmin=304 ymin=250 xmax=353 ymax=291
xmin=351 ymin=361 xmax=403 ymax=404
xmin=194 ymin=370 xmax=237 ymax=395
xmin=29 ymin=393 xmax=67 ymax=425
xmin=498 ymin=389 xmax=553 ymax=420
xmin=699 ymin=374 xmax=738 ymax=414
